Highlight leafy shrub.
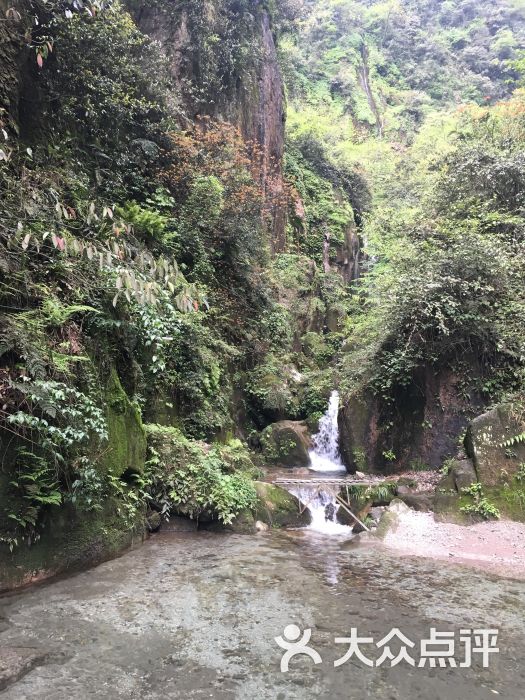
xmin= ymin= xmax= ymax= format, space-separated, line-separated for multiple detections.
xmin=5 ymin=450 xmax=62 ymax=549
xmin=145 ymin=425 xmax=257 ymax=524
xmin=117 ymin=201 xmax=170 ymax=242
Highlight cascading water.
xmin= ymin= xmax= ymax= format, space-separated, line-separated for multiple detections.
xmin=289 ymin=390 xmax=353 ymax=535
xmin=289 ymin=486 xmax=352 ymax=535
xmin=309 ymin=390 xmax=345 ymax=473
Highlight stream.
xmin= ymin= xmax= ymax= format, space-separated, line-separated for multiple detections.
xmin=1 ymin=531 xmax=525 ymax=698
xmin=1 ymin=394 xmax=525 ymax=698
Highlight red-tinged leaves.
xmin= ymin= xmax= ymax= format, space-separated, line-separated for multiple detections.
xmin=36 ymin=53 xmax=43 ymax=68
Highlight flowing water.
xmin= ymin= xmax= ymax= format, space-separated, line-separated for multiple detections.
xmin=309 ymin=390 xmax=345 ymax=474
xmin=3 ymin=392 xmax=524 ymax=698
xmin=1 ymin=530 xmax=525 ymax=699
xmin=289 ymin=391 xmax=352 ymax=535
xmin=288 ymin=487 xmax=352 ymax=536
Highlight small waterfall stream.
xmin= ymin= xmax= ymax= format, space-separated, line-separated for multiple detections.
xmin=309 ymin=390 xmax=345 ymax=473
xmin=290 ymin=390 xmax=352 ymax=535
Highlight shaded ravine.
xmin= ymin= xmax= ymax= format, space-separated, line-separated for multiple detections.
xmin=1 ymin=530 xmax=524 ymax=699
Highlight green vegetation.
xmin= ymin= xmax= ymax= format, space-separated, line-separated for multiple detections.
xmin=0 ymin=0 xmax=281 ymax=546
xmin=460 ymin=482 xmax=501 ymax=520
xmin=145 ymin=424 xmax=257 ymax=524
xmin=3 ymin=0 xmax=525 ymax=566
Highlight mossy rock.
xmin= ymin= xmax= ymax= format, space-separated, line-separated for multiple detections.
xmin=373 ymin=499 xmax=411 ymax=539
xmin=253 ymin=482 xmax=310 ymax=528
xmin=434 ymin=470 xmax=473 ymax=524
xmin=338 ymin=390 xmax=376 ymax=472
xmin=0 ymin=501 xmax=144 ymax=592
xmin=103 ymin=369 xmax=147 ymax=477
xmin=223 ymin=509 xmax=258 ymax=534
xmin=180 ymin=482 xmax=310 ymax=531
xmin=465 ymin=405 xmax=525 ymax=486
xmin=260 ymin=420 xmax=311 ymax=467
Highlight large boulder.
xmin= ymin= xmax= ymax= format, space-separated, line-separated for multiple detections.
xmin=338 ymin=391 xmax=376 ymax=473
xmin=260 ymin=420 xmax=312 ymax=467
xmin=338 ymin=368 xmax=473 ymax=473
xmin=253 ymin=482 xmax=310 ymax=528
xmin=465 ymin=405 xmax=525 ymax=486
xmin=373 ymin=499 xmax=412 ymax=539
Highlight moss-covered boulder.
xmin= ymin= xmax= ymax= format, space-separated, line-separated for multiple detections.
xmin=0 ymin=501 xmax=144 ymax=592
xmin=260 ymin=420 xmax=312 ymax=467
xmin=145 ymin=424 xmax=258 ymax=525
xmin=372 ymin=499 xmax=406 ymax=539
xmin=434 ymin=448 xmax=525 ymax=524
xmin=103 ymin=369 xmax=147 ymax=476
xmin=253 ymin=482 xmax=310 ymax=528
xmin=338 ymin=391 xmax=376 ymax=473
xmin=465 ymin=405 xmax=525 ymax=486
xmin=434 ymin=457 xmax=482 ymax=523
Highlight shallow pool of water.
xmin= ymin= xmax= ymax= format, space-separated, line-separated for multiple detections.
xmin=1 ymin=530 xmax=524 ymax=699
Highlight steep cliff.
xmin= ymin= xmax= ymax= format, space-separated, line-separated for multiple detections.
xmin=0 ymin=0 xmax=293 ymax=583
xmin=132 ymin=0 xmax=287 ymax=249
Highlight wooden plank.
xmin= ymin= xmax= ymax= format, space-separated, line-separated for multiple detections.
xmin=273 ymin=478 xmax=381 ymax=487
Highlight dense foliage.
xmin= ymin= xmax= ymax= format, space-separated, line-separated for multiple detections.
xmin=340 ymin=94 xmax=525 ymax=408
xmin=2 ymin=0 xmax=525 ymax=548
xmin=0 ymin=0 xmax=288 ymax=544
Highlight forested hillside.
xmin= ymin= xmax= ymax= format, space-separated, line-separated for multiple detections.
xmin=2 ymin=0 xmax=525 ymax=584
xmin=281 ymin=0 xmax=525 ymax=472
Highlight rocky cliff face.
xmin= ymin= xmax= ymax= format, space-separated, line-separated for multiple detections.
xmin=339 ymin=367 xmax=480 ymax=473
xmin=0 ymin=0 xmax=31 ymax=129
xmin=132 ymin=0 xmax=287 ymax=250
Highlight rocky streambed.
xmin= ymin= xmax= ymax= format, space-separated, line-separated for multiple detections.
xmin=1 ymin=528 xmax=525 ymax=699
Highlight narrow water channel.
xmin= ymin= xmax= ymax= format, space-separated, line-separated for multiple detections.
xmin=1 ymin=529 xmax=524 ymax=699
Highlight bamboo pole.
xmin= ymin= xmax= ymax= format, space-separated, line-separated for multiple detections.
xmin=333 ymin=492 xmax=370 ymax=532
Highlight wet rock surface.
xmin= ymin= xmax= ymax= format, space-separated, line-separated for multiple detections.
xmin=0 ymin=530 xmax=524 ymax=699
xmin=0 ymin=647 xmax=48 ymax=691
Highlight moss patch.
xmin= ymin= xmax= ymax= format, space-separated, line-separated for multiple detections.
xmin=260 ymin=420 xmax=311 ymax=467
xmin=103 ymin=369 xmax=147 ymax=477
xmin=0 ymin=500 xmax=144 ymax=592
xmin=253 ymin=482 xmax=310 ymax=527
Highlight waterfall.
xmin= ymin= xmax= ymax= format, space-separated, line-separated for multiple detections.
xmin=309 ymin=390 xmax=345 ymax=473
xmin=288 ymin=486 xmax=352 ymax=536
xmin=285 ymin=390 xmax=352 ymax=535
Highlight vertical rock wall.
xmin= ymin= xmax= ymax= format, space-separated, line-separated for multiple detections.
xmin=132 ymin=0 xmax=287 ymax=250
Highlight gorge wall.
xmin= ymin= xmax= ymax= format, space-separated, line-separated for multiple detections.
xmin=132 ymin=0 xmax=288 ymax=250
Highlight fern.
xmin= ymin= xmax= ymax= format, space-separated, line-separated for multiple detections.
xmin=501 ymin=432 xmax=525 ymax=448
